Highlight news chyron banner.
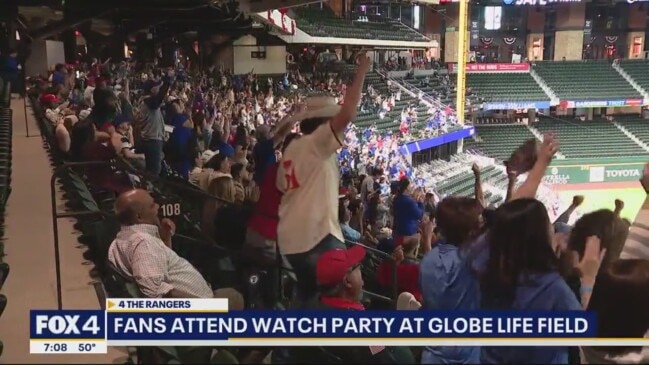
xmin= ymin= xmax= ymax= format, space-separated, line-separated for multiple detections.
xmin=30 ymin=298 xmax=637 ymax=355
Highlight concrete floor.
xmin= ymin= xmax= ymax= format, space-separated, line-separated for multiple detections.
xmin=0 ymin=98 xmax=126 ymax=363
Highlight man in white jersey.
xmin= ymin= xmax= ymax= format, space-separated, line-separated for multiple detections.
xmin=276 ymin=53 xmax=370 ymax=306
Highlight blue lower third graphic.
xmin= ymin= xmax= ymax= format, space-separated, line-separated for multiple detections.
xmin=30 ymin=310 xmax=105 ymax=339
xmin=30 ymin=310 xmax=107 ymax=354
xmin=106 ymin=311 xmax=597 ymax=341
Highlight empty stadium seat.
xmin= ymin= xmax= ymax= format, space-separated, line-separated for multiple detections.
xmin=535 ymin=118 xmax=648 ymax=158
xmin=464 ymin=124 xmax=537 ymax=160
xmin=467 ymin=73 xmax=549 ymax=102
xmin=350 ymin=71 xmax=433 ymax=136
xmin=619 ymin=60 xmax=649 ymax=93
xmin=0 ymin=263 xmax=9 ymax=291
xmin=533 ymin=61 xmax=641 ymax=101
xmin=0 ymin=84 xmax=12 ymax=362
xmin=617 ymin=116 xmax=649 ymax=147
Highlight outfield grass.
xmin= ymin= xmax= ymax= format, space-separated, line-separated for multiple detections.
xmin=557 ymin=187 xmax=645 ymax=224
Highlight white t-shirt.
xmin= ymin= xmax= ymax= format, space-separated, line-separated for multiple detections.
xmin=276 ymin=122 xmax=344 ymax=255
xmin=265 ymin=96 xmax=274 ymax=109
xmin=84 ymin=86 xmax=95 ymax=106
xmin=360 ymin=175 xmax=375 ymax=203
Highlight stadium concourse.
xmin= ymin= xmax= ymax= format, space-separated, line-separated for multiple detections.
xmin=0 ymin=97 xmax=124 ymax=363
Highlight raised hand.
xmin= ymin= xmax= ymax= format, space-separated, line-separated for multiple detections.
xmin=471 ymin=163 xmax=480 ymax=176
xmin=539 ymin=133 xmax=559 ymax=163
xmin=577 ymin=235 xmax=605 ymax=279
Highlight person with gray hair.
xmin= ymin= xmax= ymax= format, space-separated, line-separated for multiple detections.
xmin=107 ymin=189 xmax=244 ymax=306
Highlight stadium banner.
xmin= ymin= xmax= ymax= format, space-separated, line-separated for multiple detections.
xmin=559 ymin=99 xmax=645 ymax=108
xmin=543 ymin=162 xmax=645 ymax=185
xmin=447 ymin=63 xmax=530 ymax=73
xmin=483 ymin=101 xmax=551 ymax=110
xmin=28 ymin=299 xmax=616 ymax=354
xmin=399 ymin=126 xmax=475 ymax=155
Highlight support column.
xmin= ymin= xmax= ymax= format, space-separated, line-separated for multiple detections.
xmin=455 ymin=0 xmax=468 ymax=125
xmin=0 ymin=0 xmax=18 ymax=51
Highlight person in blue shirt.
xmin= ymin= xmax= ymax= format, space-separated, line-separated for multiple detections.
xmin=480 ymin=198 xmax=602 ymax=364
xmin=165 ymin=101 xmax=195 ymax=179
xmin=420 ymin=197 xmax=484 ymax=364
xmin=339 ymin=202 xmax=361 ymax=243
xmin=252 ymin=118 xmax=295 ymax=184
xmin=51 ymin=64 xmax=67 ymax=87
xmin=210 ymin=127 xmax=235 ymax=159
xmin=392 ymin=179 xmax=424 ymax=245
xmin=1 ymin=49 xmax=20 ymax=93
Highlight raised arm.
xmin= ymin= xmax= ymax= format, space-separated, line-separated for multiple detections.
xmin=330 ymin=54 xmax=371 ymax=135
xmin=511 ymin=134 xmax=558 ymax=201
xmin=123 ymin=79 xmax=130 ymax=103
xmin=271 ymin=114 xmax=297 ymax=148
xmin=505 ymin=168 xmax=518 ymax=202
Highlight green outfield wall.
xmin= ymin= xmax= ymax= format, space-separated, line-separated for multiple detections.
xmin=542 ymin=157 xmax=647 ymax=185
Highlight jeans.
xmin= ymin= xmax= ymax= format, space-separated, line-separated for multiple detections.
xmin=139 ymin=139 xmax=164 ymax=176
xmin=244 ymin=229 xmax=290 ymax=308
xmin=284 ymin=234 xmax=346 ymax=309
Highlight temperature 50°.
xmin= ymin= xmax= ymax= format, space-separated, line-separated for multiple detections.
xmin=79 ymin=343 xmax=97 ymax=352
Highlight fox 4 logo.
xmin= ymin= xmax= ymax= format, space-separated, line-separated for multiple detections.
xmin=35 ymin=315 xmax=101 ymax=335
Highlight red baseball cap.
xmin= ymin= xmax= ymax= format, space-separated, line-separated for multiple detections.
xmin=40 ymin=94 xmax=59 ymax=105
xmin=316 ymin=246 xmax=366 ymax=287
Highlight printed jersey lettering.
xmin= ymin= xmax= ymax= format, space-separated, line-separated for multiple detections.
xmin=283 ymin=160 xmax=300 ymax=191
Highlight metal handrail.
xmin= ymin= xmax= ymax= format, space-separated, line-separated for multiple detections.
xmin=36 ymin=107 xmax=402 ymax=310
xmin=124 ymin=162 xmax=401 ymax=305
xmin=50 ymin=161 xmax=114 ymax=310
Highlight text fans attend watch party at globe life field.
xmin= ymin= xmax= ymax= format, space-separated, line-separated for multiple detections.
xmin=4 ymin=0 xmax=649 ymax=364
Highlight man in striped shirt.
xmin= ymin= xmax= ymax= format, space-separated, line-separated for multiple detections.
xmin=108 ymin=189 xmax=241 ymax=306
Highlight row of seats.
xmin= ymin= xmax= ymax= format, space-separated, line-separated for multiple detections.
xmin=615 ymin=115 xmax=649 ymax=146
xmin=436 ymin=165 xmax=505 ymax=207
xmin=0 ymin=77 xmax=13 ymax=359
xmin=619 ymin=60 xmax=649 ymax=94
xmin=398 ymin=75 xmax=456 ymax=107
xmin=535 ymin=118 xmax=648 ymax=158
xmin=533 ymin=61 xmax=641 ymax=101
xmin=29 ymin=88 xmax=403 ymax=362
xmin=294 ymin=6 xmax=429 ymax=42
xmin=414 ymin=154 xmax=506 ymax=208
xmin=302 ymin=69 xmax=430 ymax=136
xmin=475 ymin=117 xmax=529 ymax=125
xmin=29 ymin=92 xmax=255 ymax=363
xmin=464 ymin=124 xmax=537 ymax=160
xmin=465 ymin=118 xmax=649 ymax=160
xmin=467 ymin=73 xmax=549 ymax=102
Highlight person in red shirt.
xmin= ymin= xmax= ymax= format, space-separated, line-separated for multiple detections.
xmin=376 ymin=236 xmax=422 ymax=302
xmin=285 ymin=245 xmax=415 ymax=363
xmin=245 ymin=133 xmax=298 ymax=308
xmin=246 ymin=132 xmax=299 ymax=250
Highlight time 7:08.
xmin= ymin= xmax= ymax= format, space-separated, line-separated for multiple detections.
xmin=43 ymin=343 xmax=97 ymax=352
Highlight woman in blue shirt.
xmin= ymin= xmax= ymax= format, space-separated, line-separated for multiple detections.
xmin=420 ymin=197 xmax=484 ymax=364
xmin=392 ymin=179 xmax=424 ymax=245
xmin=480 ymin=198 xmax=602 ymax=364
xmin=166 ymin=101 xmax=196 ymax=179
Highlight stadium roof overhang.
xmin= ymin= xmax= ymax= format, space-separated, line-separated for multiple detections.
xmin=273 ymin=27 xmax=439 ymax=49
xmin=239 ymin=0 xmax=324 ymax=13
xmin=16 ymin=0 xmax=257 ymax=42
